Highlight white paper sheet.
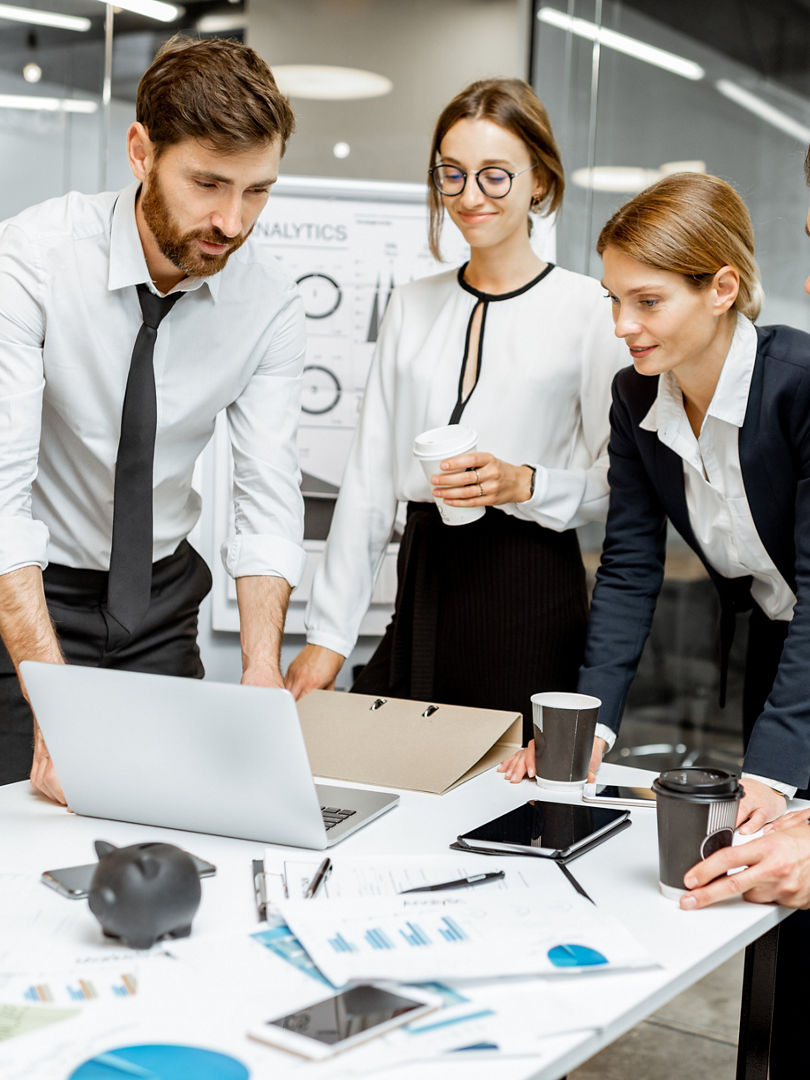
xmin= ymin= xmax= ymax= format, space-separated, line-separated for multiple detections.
xmin=276 ymin=890 xmax=657 ymax=987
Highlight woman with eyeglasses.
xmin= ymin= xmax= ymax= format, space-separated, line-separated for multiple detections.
xmin=285 ymin=78 xmax=625 ymax=742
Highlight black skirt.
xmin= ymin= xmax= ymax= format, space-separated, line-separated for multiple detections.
xmin=352 ymin=502 xmax=588 ymax=743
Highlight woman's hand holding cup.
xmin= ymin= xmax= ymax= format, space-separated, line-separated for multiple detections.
xmin=432 ymin=451 xmax=534 ymax=507
xmin=498 ymin=734 xmax=608 ymax=785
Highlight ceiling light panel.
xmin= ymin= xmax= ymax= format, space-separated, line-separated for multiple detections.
xmin=0 ymin=3 xmax=90 ymax=31
xmin=538 ymin=6 xmax=704 ymax=81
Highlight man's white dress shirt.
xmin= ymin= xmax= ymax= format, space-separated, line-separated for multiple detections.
xmin=0 ymin=182 xmax=306 ymax=586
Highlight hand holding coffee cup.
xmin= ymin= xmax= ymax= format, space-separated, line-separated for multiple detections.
xmin=413 ymin=425 xmax=485 ymax=525
xmin=413 ymin=426 xmax=536 ymax=525
xmin=531 ymin=692 xmax=602 ymax=789
xmin=652 ymin=768 xmax=743 ymax=900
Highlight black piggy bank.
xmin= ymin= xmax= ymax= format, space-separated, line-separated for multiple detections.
xmin=88 ymin=839 xmax=202 ymax=950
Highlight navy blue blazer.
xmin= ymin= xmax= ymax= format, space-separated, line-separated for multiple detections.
xmin=579 ymin=324 xmax=810 ymax=788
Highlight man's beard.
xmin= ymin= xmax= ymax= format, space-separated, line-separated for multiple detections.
xmin=140 ymin=169 xmax=251 ymax=279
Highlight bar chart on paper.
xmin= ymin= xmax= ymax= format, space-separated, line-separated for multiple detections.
xmin=279 ymin=893 xmax=656 ymax=987
xmin=11 ymin=973 xmax=138 ymax=1006
xmin=331 ymin=915 xmax=469 ymax=955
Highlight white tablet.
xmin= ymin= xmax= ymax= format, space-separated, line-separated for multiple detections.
xmin=248 ymin=983 xmax=440 ymax=1060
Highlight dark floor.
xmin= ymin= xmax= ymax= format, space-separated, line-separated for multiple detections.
xmin=570 ymin=952 xmax=744 ymax=1079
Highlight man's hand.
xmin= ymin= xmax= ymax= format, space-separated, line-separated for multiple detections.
xmin=0 ymin=566 xmax=66 ymax=804
xmin=680 ymin=821 xmax=810 ymax=910
xmin=735 ymin=777 xmax=787 ymax=835
xmin=235 ymin=574 xmax=291 ymax=691
xmin=30 ymin=725 xmax=66 ymax=805
xmin=241 ymin=666 xmax=285 ymax=689
xmin=284 ymin=643 xmax=344 ymax=700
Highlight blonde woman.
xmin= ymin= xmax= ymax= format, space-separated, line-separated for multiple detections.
xmin=502 ymin=172 xmax=810 ymax=833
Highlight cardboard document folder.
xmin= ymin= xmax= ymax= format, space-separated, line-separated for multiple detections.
xmin=296 ymin=690 xmax=522 ymax=795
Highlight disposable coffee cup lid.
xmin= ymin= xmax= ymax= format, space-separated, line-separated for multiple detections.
xmin=413 ymin=424 xmax=478 ymax=459
xmin=653 ymin=767 xmax=741 ymax=799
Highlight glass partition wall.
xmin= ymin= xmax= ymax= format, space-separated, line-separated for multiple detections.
xmin=532 ymin=0 xmax=810 ymax=771
xmin=0 ymin=2 xmax=247 ymax=221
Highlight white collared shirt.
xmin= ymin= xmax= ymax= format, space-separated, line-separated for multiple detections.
xmin=0 ymin=182 xmax=306 ymax=585
xmin=639 ymin=313 xmax=795 ymax=797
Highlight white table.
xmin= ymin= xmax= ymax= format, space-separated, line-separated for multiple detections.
xmin=0 ymin=765 xmax=793 ymax=1080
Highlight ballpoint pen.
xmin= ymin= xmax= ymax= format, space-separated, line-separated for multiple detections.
xmin=304 ymin=857 xmax=332 ymax=899
xmin=557 ymin=861 xmax=596 ymax=905
xmin=253 ymin=858 xmax=268 ymax=921
xmin=398 ymin=870 xmax=505 ymax=894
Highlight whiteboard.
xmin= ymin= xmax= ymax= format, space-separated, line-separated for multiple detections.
xmin=211 ymin=175 xmax=555 ymax=634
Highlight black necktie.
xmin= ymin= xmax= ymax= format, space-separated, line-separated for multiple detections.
xmin=106 ymin=284 xmax=182 ymax=636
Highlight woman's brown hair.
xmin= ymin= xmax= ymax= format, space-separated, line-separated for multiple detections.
xmin=597 ymin=172 xmax=762 ymax=321
xmin=427 ymin=78 xmax=564 ymax=261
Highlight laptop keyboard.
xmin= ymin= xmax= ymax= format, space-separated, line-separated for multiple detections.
xmin=321 ymin=805 xmax=357 ymax=831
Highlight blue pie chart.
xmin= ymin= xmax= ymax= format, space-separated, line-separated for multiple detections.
xmin=548 ymin=943 xmax=608 ymax=968
xmin=68 ymin=1044 xmax=250 ymax=1079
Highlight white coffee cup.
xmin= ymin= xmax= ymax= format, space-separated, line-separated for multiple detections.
xmin=413 ymin=424 xmax=485 ymax=526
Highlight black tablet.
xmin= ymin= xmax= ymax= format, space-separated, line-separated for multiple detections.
xmin=456 ymin=800 xmax=631 ymax=861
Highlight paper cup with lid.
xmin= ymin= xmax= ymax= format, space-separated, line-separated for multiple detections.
xmin=412 ymin=424 xmax=485 ymax=525
xmin=652 ymin=767 xmax=743 ymax=900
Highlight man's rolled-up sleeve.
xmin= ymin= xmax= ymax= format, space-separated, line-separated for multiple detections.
xmin=220 ymin=286 xmax=306 ymax=588
xmin=0 ymin=222 xmax=49 ymax=575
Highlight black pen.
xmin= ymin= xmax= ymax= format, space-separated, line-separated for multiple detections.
xmin=399 ymin=870 xmax=505 ymax=894
xmin=557 ymin=860 xmax=596 ymax=905
xmin=253 ymin=858 xmax=268 ymax=921
xmin=304 ymin=857 xmax=332 ymax=899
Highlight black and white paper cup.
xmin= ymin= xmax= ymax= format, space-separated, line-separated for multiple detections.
xmin=532 ymin=692 xmax=602 ymax=789
xmin=652 ymin=768 xmax=743 ymax=900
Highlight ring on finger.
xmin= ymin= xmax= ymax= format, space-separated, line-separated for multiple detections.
xmin=473 ymin=468 xmax=480 ymax=485
xmin=478 ymin=482 xmax=484 ymax=497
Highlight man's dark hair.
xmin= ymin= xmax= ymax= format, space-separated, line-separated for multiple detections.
xmin=137 ymin=35 xmax=295 ymax=155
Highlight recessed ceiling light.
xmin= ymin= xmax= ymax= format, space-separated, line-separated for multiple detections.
xmin=271 ymin=65 xmax=392 ymax=101
xmin=0 ymin=3 xmax=90 ymax=31
xmin=196 ymin=12 xmax=244 ymax=32
xmin=88 ymin=0 xmax=182 ymax=23
xmin=538 ymin=6 xmax=704 ymax=82
xmin=0 ymin=93 xmax=97 ymax=113
xmin=572 ymin=160 xmax=706 ymax=193
xmin=333 ymin=141 xmax=351 ymax=159
xmin=715 ymin=79 xmax=810 ymax=144
xmin=23 ymin=62 xmax=42 ymax=83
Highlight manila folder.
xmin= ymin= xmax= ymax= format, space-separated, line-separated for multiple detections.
xmin=296 ymin=690 xmax=522 ymax=795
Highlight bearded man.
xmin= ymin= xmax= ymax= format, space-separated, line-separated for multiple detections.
xmin=0 ymin=36 xmax=305 ymax=803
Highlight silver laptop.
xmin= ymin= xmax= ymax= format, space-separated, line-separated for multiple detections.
xmin=20 ymin=662 xmax=399 ymax=849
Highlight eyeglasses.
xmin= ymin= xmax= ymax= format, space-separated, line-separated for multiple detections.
xmin=429 ymin=163 xmax=534 ymax=199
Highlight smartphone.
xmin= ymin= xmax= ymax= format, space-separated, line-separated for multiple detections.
xmin=583 ymin=781 xmax=657 ymax=809
xmin=41 ymin=852 xmax=217 ymax=898
xmin=248 ymin=984 xmax=439 ymax=1060
xmin=456 ymin=800 xmax=630 ymax=859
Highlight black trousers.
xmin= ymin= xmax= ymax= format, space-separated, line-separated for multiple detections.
xmin=0 ymin=540 xmax=211 ymax=785
xmin=740 ymin=605 xmax=809 ymax=1080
